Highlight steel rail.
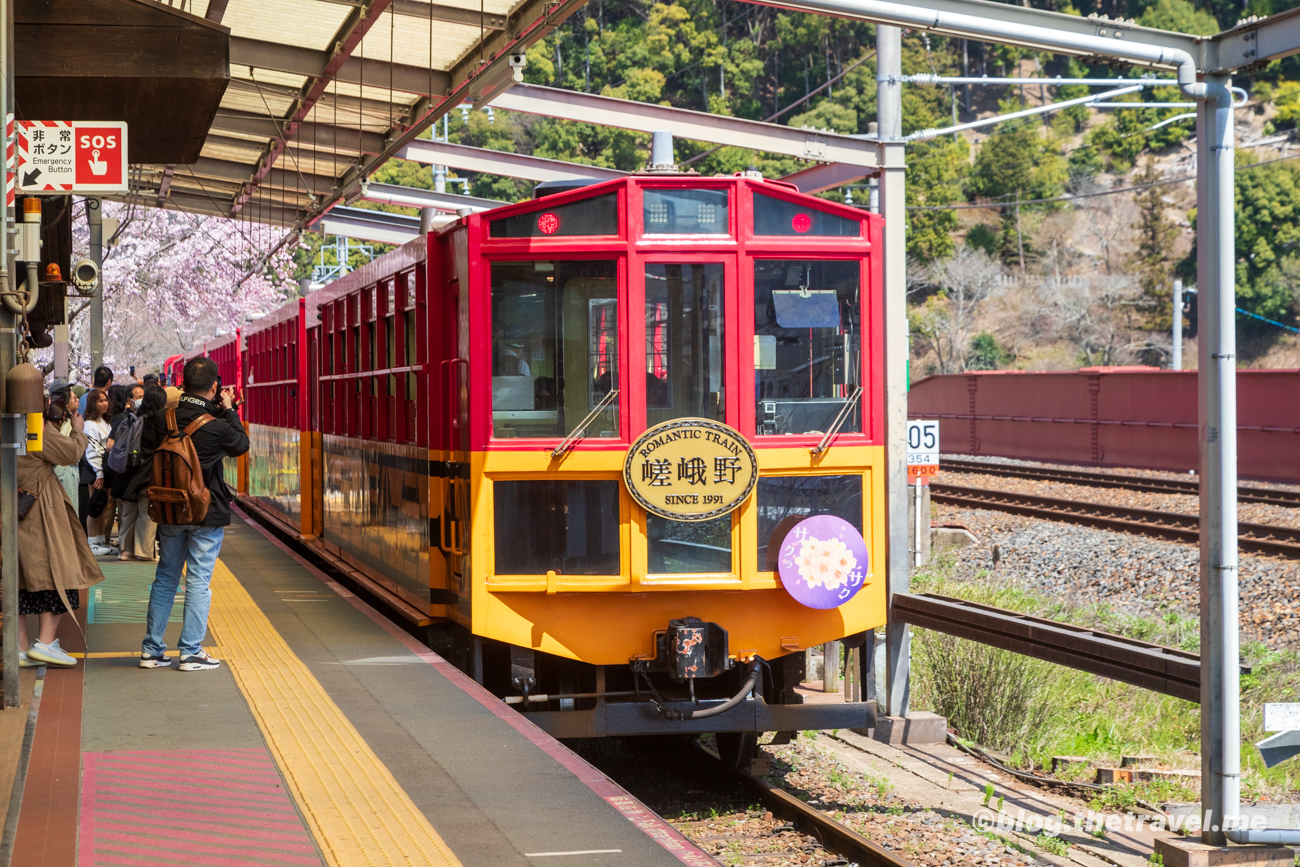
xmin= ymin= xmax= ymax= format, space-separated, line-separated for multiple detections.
xmin=940 ymin=458 xmax=1300 ymax=507
xmin=696 ymin=744 xmax=913 ymax=867
xmin=929 ymin=483 xmax=1300 ymax=558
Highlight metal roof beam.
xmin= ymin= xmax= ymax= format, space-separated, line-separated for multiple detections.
xmin=138 ymin=190 xmax=305 ymax=226
xmin=399 ymin=138 xmax=627 ymax=183
xmin=230 ymin=37 xmax=451 ymax=97
xmin=202 ymin=133 xmax=364 ymax=167
xmin=491 ymin=84 xmax=881 ymax=168
xmin=210 ymin=111 xmax=388 ymax=154
xmin=1214 ymin=9 xmax=1300 ymax=72
xmin=319 ymin=205 xmax=421 ymax=244
xmin=314 ymin=0 xmax=507 ymax=28
xmin=187 ymin=157 xmax=339 ymax=195
xmin=392 ymin=0 xmax=506 ymax=29
xmin=745 ymin=0 xmax=1208 ymax=68
xmin=780 ymin=161 xmax=873 ymax=193
xmin=302 ymin=0 xmax=589 ymax=230
xmin=362 ymin=182 xmax=505 ymax=212
xmin=225 ymin=78 xmax=415 ymax=123
xmin=231 ymin=0 xmax=423 ymax=219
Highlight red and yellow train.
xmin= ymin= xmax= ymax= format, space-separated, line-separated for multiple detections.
xmin=184 ymin=172 xmax=889 ymax=753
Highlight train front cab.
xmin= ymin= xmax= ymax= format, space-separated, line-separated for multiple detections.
xmin=442 ymin=175 xmax=887 ymax=739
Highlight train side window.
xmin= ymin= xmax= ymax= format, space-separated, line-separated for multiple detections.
xmin=645 ymin=263 xmax=725 ymax=426
xmin=405 ymin=314 xmax=417 ymax=368
xmin=752 ymin=191 xmax=861 ymax=237
xmin=489 ymin=194 xmax=618 ymax=238
xmin=494 ymin=480 xmax=620 ymax=574
xmin=755 ymin=475 xmax=863 ymax=571
xmin=754 ymin=259 xmax=861 ymax=436
xmin=489 ymin=260 xmax=619 ymax=440
xmin=647 ymin=514 xmax=732 ymax=574
xmin=643 ymin=188 xmax=729 ymax=235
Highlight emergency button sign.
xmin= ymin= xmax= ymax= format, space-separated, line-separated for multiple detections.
xmin=17 ymin=121 xmax=127 ymax=194
xmin=75 ymin=127 xmax=124 ymax=186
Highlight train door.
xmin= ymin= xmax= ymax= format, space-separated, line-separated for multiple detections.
xmin=442 ymin=233 xmax=471 ymax=626
xmin=306 ymin=322 xmax=324 ymax=539
xmin=633 ymin=252 xmax=740 ymax=578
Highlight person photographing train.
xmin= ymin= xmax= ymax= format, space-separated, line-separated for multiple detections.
xmin=126 ymin=356 xmax=248 ymax=672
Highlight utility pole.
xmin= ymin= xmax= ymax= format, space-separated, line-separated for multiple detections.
xmin=0 ymin=0 xmax=16 ymax=708
xmin=1172 ymin=278 xmax=1183 ymax=371
xmin=88 ymin=197 xmax=103 ymax=371
xmin=1195 ymin=76 xmax=1239 ymax=848
xmin=878 ymin=24 xmax=911 ymax=721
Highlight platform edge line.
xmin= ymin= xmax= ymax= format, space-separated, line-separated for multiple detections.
xmin=238 ymin=514 xmax=722 ymax=867
xmin=207 ymin=559 xmax=462 ymax=867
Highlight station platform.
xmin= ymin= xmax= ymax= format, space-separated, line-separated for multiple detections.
xmin=4 ymin=515 xmax=717 ymax=867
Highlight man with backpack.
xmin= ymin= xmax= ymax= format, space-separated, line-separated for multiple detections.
xmin=128 ymin=356 xmax=247 ymax=671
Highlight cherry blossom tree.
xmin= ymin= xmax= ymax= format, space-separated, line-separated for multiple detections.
xmin=48 ymin=199 xmax=297 ymax=382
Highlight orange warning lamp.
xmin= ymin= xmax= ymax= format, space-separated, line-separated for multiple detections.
xmin=45 ymin=263 xmax=62 ymax=282
xmin=21 ymin=197 xmax=40 ymax=222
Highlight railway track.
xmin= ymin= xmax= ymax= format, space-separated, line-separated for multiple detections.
xmin=929 ymin=483 xmax=1300 ymax=558
xmin=941 ymin=458 xmax=1300 ymax=507
xmin=697 ymin=744 xmax=912 ymax=867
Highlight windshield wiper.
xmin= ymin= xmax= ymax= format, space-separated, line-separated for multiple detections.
xmin=811 ymin=386 xmax=864 ymax=456
xmin=551 ymin=389 xmax=619 ymax=459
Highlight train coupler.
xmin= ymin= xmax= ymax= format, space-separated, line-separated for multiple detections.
xmin=635 ymin=617 xmax=733 ymax=681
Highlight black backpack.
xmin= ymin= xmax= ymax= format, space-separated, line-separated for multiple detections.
xmin=105 ymin=413 xmax=145 ymax=474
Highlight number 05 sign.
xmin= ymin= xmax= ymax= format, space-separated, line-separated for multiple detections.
xmin=907 ymin=419 xmax=939 ymax=482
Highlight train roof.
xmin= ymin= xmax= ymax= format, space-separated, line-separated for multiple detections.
xmin=247 ymin=172 xmax=879 ymax=340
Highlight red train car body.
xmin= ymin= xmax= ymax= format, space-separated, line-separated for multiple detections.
xmin=229 ymin=174 xmax=890 ymax=746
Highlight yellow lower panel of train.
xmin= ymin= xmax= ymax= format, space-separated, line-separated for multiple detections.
xmin=469 ymin=445 xmax=887 ymax=666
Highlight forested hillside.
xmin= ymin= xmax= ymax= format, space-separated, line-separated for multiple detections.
xmin=296 ymin=0 xmax=1300 ymax=372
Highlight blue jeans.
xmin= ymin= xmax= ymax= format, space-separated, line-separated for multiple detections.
xmin=143 ymin=525 xmax=224 ymax=658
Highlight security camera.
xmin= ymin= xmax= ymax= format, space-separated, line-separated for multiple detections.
xmin=73 ymin=258 xmax=100 ymax=293
xmin=508 ymin=54 xmax=527 ymax=69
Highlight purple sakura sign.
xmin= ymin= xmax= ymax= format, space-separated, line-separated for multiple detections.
xmin=776 ymin=515 xmax=869 ymax=609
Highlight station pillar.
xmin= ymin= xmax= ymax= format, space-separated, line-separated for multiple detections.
xmin=0 ymin=0 xmax=17 ymax=708
xmin=1195 ymin=74 xmax=1240 ymax=849
xmin=88 ymin=197 xmax=104 ymax=371
xmin=877 ymin=24 xmax=911 ymax=721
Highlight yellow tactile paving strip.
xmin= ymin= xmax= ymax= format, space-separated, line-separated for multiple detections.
xmin=207 ymin=560 xmax=463 ymax=867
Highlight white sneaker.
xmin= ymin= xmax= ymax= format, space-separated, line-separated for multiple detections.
xmin=91 ymin=543 xmax=119 ymax=557
xmin=28 ymin=639 xmax=76 ymax=667
xmin=179 ymin=651 xmax=221 ymax=672
xmin=19 ymin=650 xmax=43 ymax=668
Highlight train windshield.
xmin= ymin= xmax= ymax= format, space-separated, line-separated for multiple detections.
xmin=643 ymin=188 xmax=729 ymax=234
xmin=752 ymin=190 xmax=861 ymax=237
xmin=490 ymin=260 xmax=619 ymax=439
xmin=754 ymin=259 xmax=862 ymax=435
xmin=644 ymin=263 xmax=726 ymax=426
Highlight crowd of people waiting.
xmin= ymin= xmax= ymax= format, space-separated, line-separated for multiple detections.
xmin=16 ymin=359 xmax=247 ymax=673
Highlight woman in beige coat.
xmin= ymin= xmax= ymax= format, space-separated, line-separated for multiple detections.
xmin=18 ymin=403 xmax=106 ymax=668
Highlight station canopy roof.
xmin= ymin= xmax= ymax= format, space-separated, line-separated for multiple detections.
xmin=117 ymin=0 xmax=581 ymax=232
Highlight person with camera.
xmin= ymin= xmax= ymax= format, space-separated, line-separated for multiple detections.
xmin=127 ymin=357 xmax=247 ymax=672
xmin=17 ymin=383 xmax=107 ymax=668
